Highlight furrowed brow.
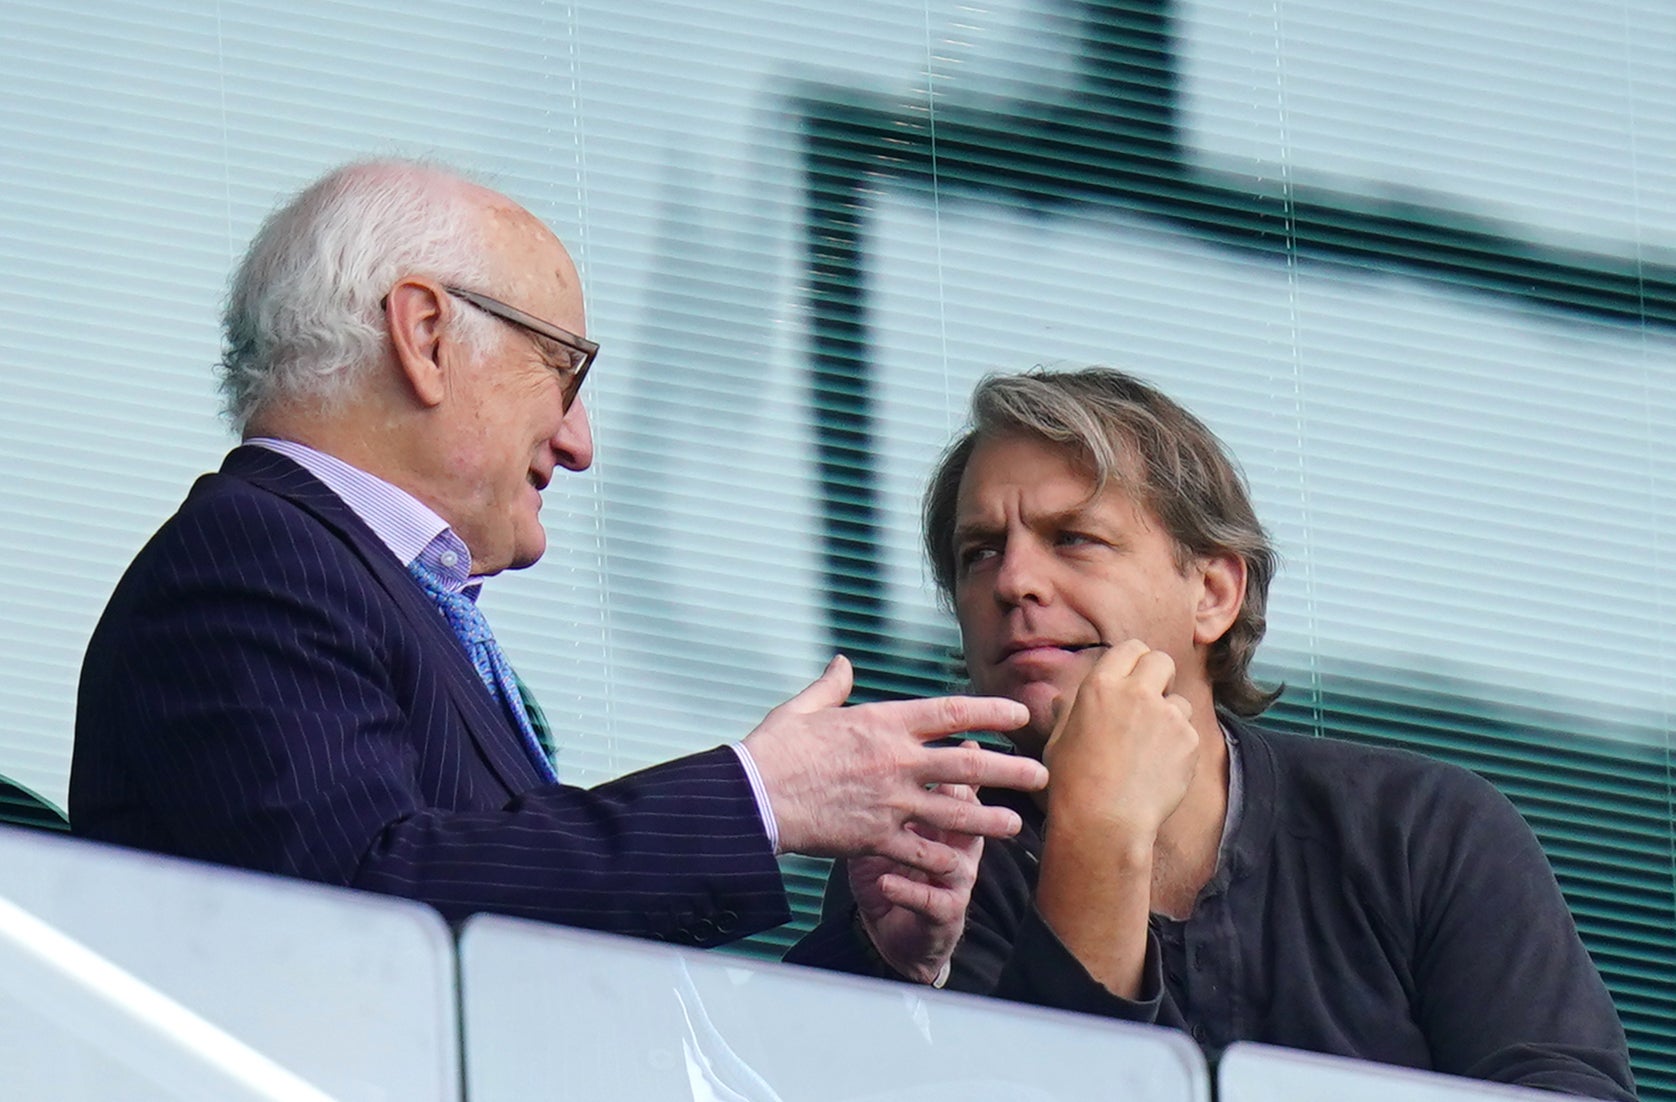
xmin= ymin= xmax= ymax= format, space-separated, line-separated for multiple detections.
xmin=951 ymin=519 xmax=1001 ymax=548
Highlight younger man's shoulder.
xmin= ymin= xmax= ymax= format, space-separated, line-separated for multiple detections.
xmin=1236 ymin=717 xmax=1514 ymax=827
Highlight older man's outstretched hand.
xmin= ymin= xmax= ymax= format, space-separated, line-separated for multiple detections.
xmin=743 ymin=655 xmax=1045 ymax=873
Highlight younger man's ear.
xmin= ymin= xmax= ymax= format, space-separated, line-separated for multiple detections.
xmin=1194 ymin=551 xmax=1245 ymax=646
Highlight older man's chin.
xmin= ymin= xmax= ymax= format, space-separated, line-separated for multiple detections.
xmin=502 ymin=506 xmax=553 ymax=570
xmin=512 ymin=546 xmax=546 ymax=573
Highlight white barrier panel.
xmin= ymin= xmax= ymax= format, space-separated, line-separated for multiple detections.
xmin=1220 ymin=1042 xmax=1575 ymax=1102
xmin=0 ymin=825 xmax=458 ymax=1102
xmin=460 ymin=913 xmax=1210 ymax=1102
xmin=0 ymin=894 xmax=339 ymax=1101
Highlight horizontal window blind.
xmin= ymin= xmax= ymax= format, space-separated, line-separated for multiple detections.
xmin=1 ymin=0 xmax=1671 ymax=1090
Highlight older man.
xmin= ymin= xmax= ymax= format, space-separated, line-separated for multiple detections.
xmin=70 ymin=160 xmax=1044 ymax=948
xmin=789 ymin=368 xmax=1634 ymax=1099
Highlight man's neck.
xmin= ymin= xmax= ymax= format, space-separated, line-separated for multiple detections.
xmin=1149 ymin=714 xmax=1231 ymax=920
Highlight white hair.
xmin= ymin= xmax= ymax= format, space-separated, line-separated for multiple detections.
xmin=218 ymin=159 xmax=497 ymax=431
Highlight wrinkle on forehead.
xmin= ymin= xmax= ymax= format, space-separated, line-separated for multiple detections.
xmin=954 ymin=435 xmax=1157 ymax=539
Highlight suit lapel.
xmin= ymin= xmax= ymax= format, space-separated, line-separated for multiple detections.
xmin=220 ymin=446 xmax=548 ymax=796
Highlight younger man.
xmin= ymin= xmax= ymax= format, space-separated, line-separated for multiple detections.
xmin=789 ymin=367 xmax=1633 ymax=1100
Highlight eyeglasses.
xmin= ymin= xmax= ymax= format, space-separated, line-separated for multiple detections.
xmin=444 ymin=286 xmax=598 ymax=410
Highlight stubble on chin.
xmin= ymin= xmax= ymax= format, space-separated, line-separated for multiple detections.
xmin=996 ymin=680 xmax=1059 ymax=760
xmin=965 ymin=653 xmax=1055 ymax=755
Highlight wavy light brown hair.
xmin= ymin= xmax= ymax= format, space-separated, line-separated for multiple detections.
xmin=924 ymin=367 xmax=1280 ymax=717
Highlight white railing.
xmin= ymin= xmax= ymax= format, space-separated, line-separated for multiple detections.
xmin=1 ymin=824 xmax=1607 ymax=1102
xmin=0 ymin=893 xmax=338 ymax=1101
xmin=459 ymin=913 xmax=1209 ymax=1102
xmin=1218 ymin=1042 xmax=1588 ymax=1102
xmin=0 ymin=825 xmax=458 ymax=1102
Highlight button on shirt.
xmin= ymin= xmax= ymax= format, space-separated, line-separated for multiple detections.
xmin=1156 ymin=723 xmax=1244 ymax=1049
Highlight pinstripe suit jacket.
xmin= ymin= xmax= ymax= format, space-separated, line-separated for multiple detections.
xmin=71 ymin=446 xmax=790 ymax=946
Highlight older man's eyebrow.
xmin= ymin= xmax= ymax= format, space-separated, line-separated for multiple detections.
xmin=523 ymin=331 xmax=575 ymax=369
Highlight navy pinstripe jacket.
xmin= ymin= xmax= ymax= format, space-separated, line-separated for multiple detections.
xmin=71 ymin=446 xmax=789 ymax=946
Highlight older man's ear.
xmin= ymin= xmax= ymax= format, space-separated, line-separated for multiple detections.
xmin=384 ymin=279 xmax=450 ymax=409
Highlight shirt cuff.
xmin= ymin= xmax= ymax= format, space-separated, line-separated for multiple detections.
xmin=728 ymin=741 xmax=780 ymax=854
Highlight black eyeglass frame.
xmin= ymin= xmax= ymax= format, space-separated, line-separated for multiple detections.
xmin=443 ymin=285 xmax=598 ymax=409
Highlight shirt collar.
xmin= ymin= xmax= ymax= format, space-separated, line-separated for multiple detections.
xmin=1211 ymin=717 xmax=1245 ymax=883
xmin=247 ymin=437 xmax=475 ymax=589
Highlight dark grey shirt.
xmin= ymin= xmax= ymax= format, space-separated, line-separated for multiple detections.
xmin=787 ymin=717 xmax=1635 ymax=1101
